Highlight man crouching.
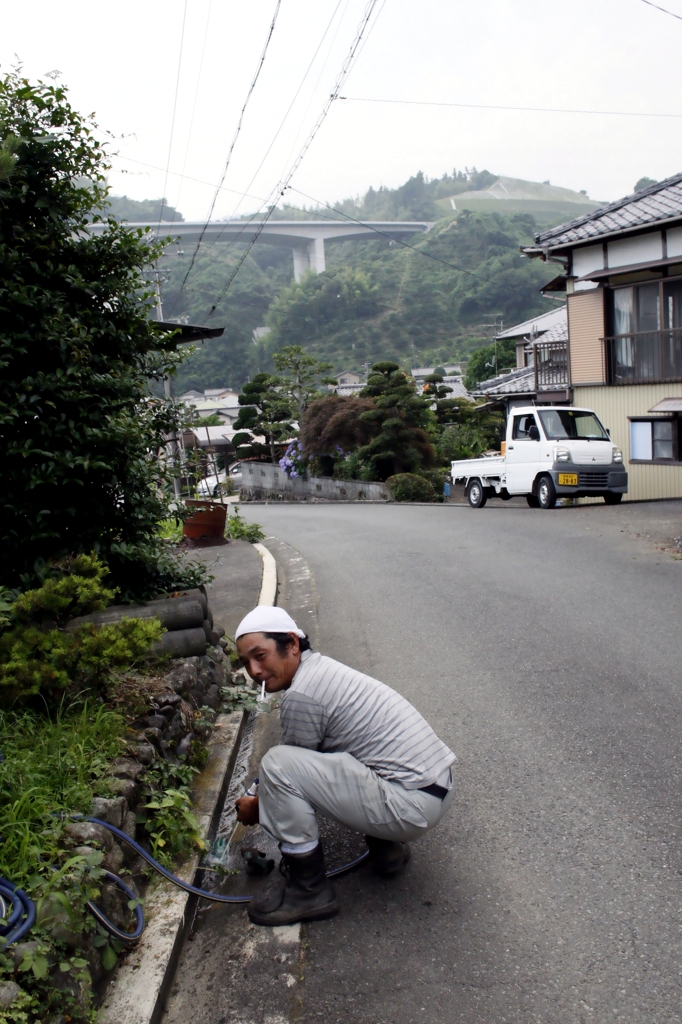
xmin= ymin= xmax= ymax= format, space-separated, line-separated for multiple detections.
xmin=234 ymin=606 xmax=455 ymax=927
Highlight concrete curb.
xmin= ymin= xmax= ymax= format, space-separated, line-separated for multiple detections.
xmin=98 ymin=711 xmax=246 ymax=1024
xmin=98 ymin=551 xmax=278 ymax=1024
xmin=253 ymin=541 xmax=278 ymax=606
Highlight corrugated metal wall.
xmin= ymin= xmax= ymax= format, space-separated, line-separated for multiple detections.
xmin=567 ymin=291 xmax=606 ymax=384
xmin=574 ymin=384 xmax=682 ymax=501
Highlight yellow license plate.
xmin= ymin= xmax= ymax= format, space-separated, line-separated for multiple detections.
xmin=558 ymin=473 xmax=578 ymax=486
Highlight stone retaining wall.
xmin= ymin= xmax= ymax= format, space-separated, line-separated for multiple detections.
xmin=240 ymin=462 xmax=388 ymax=502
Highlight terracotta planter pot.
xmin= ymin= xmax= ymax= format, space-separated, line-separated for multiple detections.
xmin=182 ymin=500 xmax=227 ymax=540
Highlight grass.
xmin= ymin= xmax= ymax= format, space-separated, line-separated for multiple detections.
xmin=0 ymin=702 xmax=125 ymax=889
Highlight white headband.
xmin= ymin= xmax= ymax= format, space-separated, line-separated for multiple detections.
xmin=235 ymin=606 xmax=306 ymax=641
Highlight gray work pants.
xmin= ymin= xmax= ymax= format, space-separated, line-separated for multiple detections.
xmin=258 ymin=744 xmax=454 ymax=845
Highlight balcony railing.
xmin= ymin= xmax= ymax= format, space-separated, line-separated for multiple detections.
xmin=605 ymin=329 xmax=682 ymax=385
xmin=534 ymin=340 xmax=569 ymax=388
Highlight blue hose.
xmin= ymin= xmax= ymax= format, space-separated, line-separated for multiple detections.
xmin=0 ymin=878 xmax=36 ymax=948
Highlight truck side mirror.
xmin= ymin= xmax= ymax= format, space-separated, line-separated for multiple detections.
xmin=528 ymin=423 xmax=540 ymax=441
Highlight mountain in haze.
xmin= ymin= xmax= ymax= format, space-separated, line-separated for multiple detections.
xmin=105 ymin=194 xmax=184 ymax=223
xmin=121 ymin=167 xmax=608 ymax=393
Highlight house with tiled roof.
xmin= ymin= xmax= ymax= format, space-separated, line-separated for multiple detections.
xmin=472 ymin=306 xmax=569 ymax=407
xmin=521 ymin=173 xmax=682 ymax=501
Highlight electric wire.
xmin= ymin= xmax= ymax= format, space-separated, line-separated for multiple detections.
xmin=163 ymin=0 xmax=352 ymax=311
xmin=157 ymin=0 xmax=188 ymax=232
xmin=112 ymin=154 xmax=271 ymax=208
xmin=338 ymin=95 xmax=682 ymax=119
xmin=639 ymin=0 xmax=682 ymax=22
xmin=200 ymin=0 xmax=347 ymax=246
xmin=286 ymin=185 xmax=488 ymax=282
xmin=171 ymin=0 xmax=214 ymax=227
xmin=204 ymin=0 xmax=382 ymax=320
xmin=177 ymin=0 xmax=283 ymax=300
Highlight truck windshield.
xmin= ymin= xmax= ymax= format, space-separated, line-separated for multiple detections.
xmin=538 ymin=409 xmax=608 ymax=440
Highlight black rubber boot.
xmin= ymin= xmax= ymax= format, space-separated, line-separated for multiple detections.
xmin=247 ymin=843 xmax=339 ymax=927
xmin=365 ymin=835 xmax=411 ymax=877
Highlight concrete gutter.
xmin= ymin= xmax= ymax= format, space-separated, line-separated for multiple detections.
xmin=98 ymin=544 xmax=277 ymax=1024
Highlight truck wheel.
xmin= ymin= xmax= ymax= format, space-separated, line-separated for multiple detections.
xmin=604 ymin=492 xmax=623 ymax=505
xmin=467 ymin=479 xmax=487 ymax=508
xmin=537 ymin=474 xmax=557 ymax=509
xmin=526 ymin=494 xmax=540 ymax=508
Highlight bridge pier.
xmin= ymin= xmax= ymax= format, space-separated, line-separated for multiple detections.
xmin=292 ymin=236 xmax=326 ymax=282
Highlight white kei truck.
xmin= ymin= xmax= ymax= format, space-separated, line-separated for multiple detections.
xmin=451 ymin=406 xmax=628 ymax=509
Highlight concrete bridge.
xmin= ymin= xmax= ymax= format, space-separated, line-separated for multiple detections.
xmin=87 ymin=219 xmax=432 ymax=281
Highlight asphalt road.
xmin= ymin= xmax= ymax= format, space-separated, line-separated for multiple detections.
xmin=228 ymin=499 xmax=682 ymax=1024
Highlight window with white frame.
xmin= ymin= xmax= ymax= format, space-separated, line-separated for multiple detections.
xmin=629 ymin=418 xmax=679 ymax=461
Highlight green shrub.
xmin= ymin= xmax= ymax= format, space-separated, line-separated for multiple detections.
xmin=0 ymin=554 xmax=162 ymax=706
xmin=0 ymin=617 xmax=163 ymax=706
xmin=386 ymin=473 xmax=437 ymax=503
xmin=12 ymin=554 xmax=115 ymax=624
xmin=226 ymin=509 xmax=265 ymax=543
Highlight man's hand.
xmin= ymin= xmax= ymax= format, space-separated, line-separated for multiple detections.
xmin=235 ymin=795 xmax=259 ymax=826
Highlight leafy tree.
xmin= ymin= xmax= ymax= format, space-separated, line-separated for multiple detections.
xmin=0 ymin=72 xmax=186 ymax=589
xmin=422 ymin=373 xmax=461 ymax=425
xmin=634 ymin=177 xmax=658 ymax=193
xmin=232 ymin=372 xmax=294 ymax=464
xmin=356 ymin=362 xmax=436 ymax=480
xmin=266 ymin=266 xmax=379 ymax=352
xmin=435 ymin=400 xmax=503 ymax=462
xmin=300 ymin=394 xmax=376 ymax=475
xmin=272 ymin=345 xmax=335 ymax=420
xmin=464 ymin=338 xmax=517 ymax=390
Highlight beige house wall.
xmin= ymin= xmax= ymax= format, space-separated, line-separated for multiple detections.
xmin=567 ymin=291 xmax=605 ymax=384
xmin=573 ymin=383 xmax=682 ymax=501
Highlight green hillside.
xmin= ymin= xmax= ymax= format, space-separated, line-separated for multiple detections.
xmin=138 ymin=169 xmax=567 ymax=392
xmin=436 ymin=175 xmax=602 ymax=226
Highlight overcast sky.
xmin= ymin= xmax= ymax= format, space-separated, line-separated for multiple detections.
xmin=3 ymin=0 xmax=682 ymax=221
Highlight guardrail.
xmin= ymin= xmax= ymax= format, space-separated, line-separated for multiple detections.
xmin=534 ymin=341 xmax=569 ymax=388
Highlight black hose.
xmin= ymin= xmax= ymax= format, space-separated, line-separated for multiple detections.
xmin=2 ymin=816 xmax=370 ymax=948
xmin=86 ymin=871 xmax=145 ymax=944
xmin=87 ymin=816 xmax=370 ymax=906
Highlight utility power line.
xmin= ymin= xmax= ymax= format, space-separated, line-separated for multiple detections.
xmin=338 ymin=95 xmax=682 ymax=119
xmin=203 ymin=0 xmax=347 ymax=250
xmin=203 ymin=0 xmax=382 ymax=320
xmin=639 ymin=0 xmax=682 ymax=22
xmin=177 ymin=0 xmax=282 ymax=300
xmin=157 ymin=0 xmax=188 ymax=232
xmin=171 ymin=0 xmax=214 ymax=226
xmin=286 ymin=185 xmax=488 ymax=282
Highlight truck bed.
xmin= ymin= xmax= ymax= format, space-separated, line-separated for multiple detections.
xmin=451 ymin=453 xmax=505 ymax=481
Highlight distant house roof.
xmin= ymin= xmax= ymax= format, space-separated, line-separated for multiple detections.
xmin=439 ymin=376 xmax=472 ymax=400
xmin=496 ymin=305 xmax=567 ymax=342
xmin=412 ymin=364 xmax=462 ymax=377
xmin=525 ymin=172 xmax=682 ymax=251
xmin=473 ymin=366 xmax=536 ymax=397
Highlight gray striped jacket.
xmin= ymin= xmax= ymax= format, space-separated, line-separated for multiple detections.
xmin=279 ymin=650 xmax=456 ymax=789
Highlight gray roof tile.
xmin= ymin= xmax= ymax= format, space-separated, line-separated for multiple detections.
xmin=529 ymin=172 xmax=682 ymax=249
xmin=497 ymin=305 xmax=567 ymax=340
